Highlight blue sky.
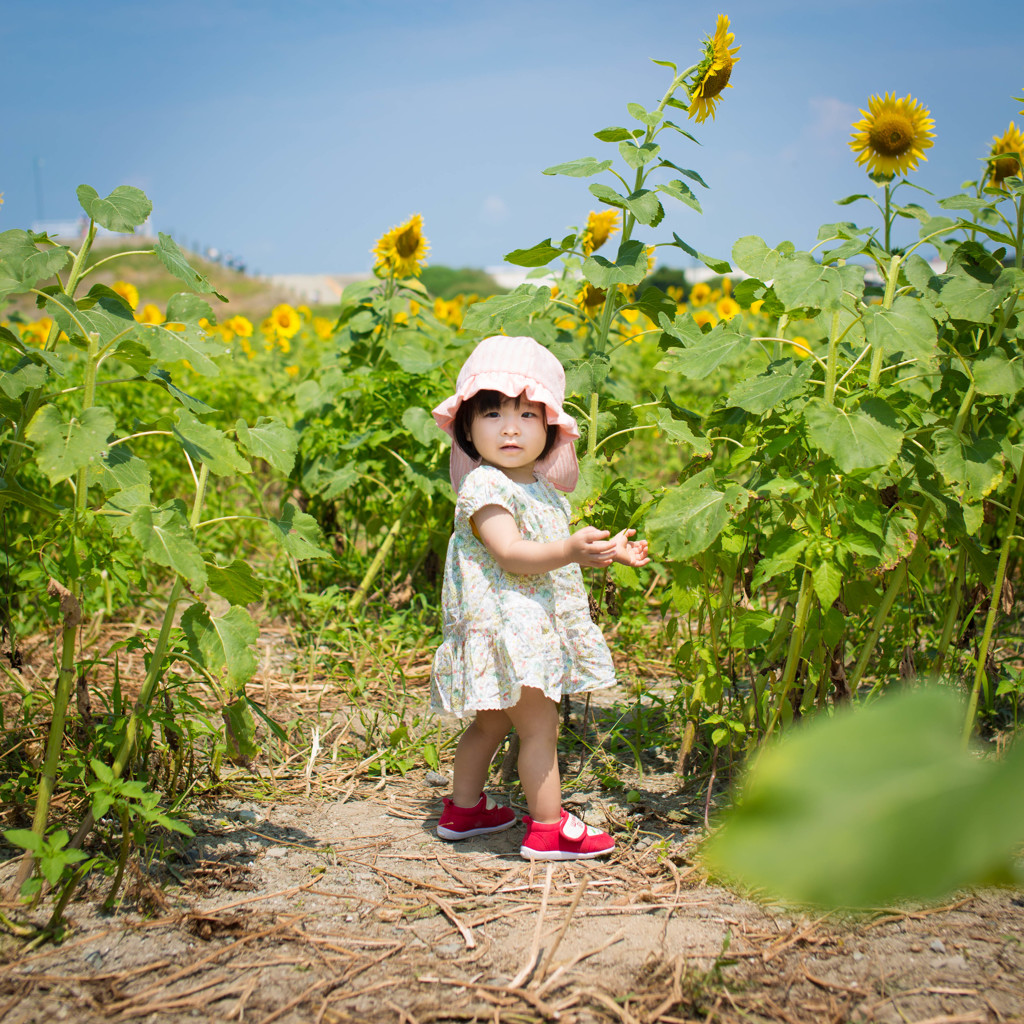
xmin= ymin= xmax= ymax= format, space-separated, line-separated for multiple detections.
xmin=3 ymin=0 xmax=1022 ymax=276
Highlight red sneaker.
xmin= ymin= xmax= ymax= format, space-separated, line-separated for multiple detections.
xmin=520 ymin=809 xmax=615 ymax=860
xmin=437 ymin=793 xmax=516 ymax=840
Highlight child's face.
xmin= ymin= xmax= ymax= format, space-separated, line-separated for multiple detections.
xmin=468 ymin=395 xmax=548 ymax=483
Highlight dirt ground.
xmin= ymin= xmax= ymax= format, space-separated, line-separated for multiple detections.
xmin=1 ymin=770 xmax=1022 ymax=1024
xmin=1 ymin=628 xmax=1022 ymax=1023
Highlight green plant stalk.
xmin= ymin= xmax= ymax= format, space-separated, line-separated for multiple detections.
xmin=587 ymin=389 xmax=600 ymax=459
xmin=69 ymin=463 xmax=211 ymax=853
xmin=852 ymin=507 xmax=931 ymax=696
xmin=931 ymin=545 xmax=967 ymax=677
xmin=869 ymin=254 xmax=902 ymax=387
xmin=824 ymin=311 xmax=841 ymax=405
xmin=762 ymin=567 xmax=815 ymax=742
xmin=962 ymin=459 xmax=1024 ymax=746
xmin=103 ymin=807 xmax=132 ymax=911
xmin=347 ymin=496 xmax=415 ymax=615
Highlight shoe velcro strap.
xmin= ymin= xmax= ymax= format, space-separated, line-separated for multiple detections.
xmin=561 ymin=813 xmax=586 ymax=840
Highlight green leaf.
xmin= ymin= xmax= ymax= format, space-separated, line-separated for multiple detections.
xmin=904 ymin=253 xmax=1009 ymax=324
xmin=633 ymin=285 xmax=679 ymax=324
xmin=44 ymin=288 xmax=136 ymax=346
xmin=931 ymin=427 xmax=1004 ymax=501
xmin=652 ymin=407 xmax=711 ymax=456
xmin=271 ymin=502 xmax=331 ymax=561
xmin=564 ymin=355 xmax=610 ymax=397
xmin=0 ymin=229 xmax=71 ymax=299
xmin=166 ymin=292 xmax=215 ymax=325
xmin=25 ymin=404 xmax=115 ymax=485
xmin=181 ymin=602 xmax=258 ymax=693
xmin=668 ymin=234 xmax=731 ymax=274
xmin=588 ymin=183 xmax=627 ymax=209
xmin=133 ymin=322 xmax=226 ymax=376
xmin=657 ymin=179 xmax=701 ymax=213
xmin=582 ymin=240 xmax=650 ymax=288
xmin=542 ymin=157 xmax=613 ymax=177
xmin=235 ymin=416 xmax=298 ymax=473
xmin=461 ymin=286 xmax=551 ymax=332
xmin=504 ymin=238 xmax=567 ymax=267
xmin=971 ymin=348 xmax=1024 ymax=397
xmin=703 ymin=688 xmax=1024 ymax=907
xmin=751 ymin=527 xmax=807 ymax=589
xmin=727 ymin=610 xmax=776 ymax=649
xmin=76 ymin=184 xmax=152 ymax=232
xmin=772 ymin=253 xmax=843 ymax=313
xmin=97 ymin=444 xmax=151 ymax=505
xmin=863 ymin=295 xmax=938 ymax=365
xmin=647 ymin=468 xmax=749 ymax=560
xmin=173 ymin=409 xmax=250 ymax=476
xmin=655 ymin=323 xmax=748 ymax=380
xmin=803 ymin=398 xmax=904 ymax=473
xmin=727 ymin=359 xmax=815 ymax=415
xmin=205 ymin=560 xmax=264 ymax=605
xmin=222 ymin=698 xmax=260 ymax=765
xmin=594 ymin=126 xmax=639 ymax=142
xmin=385 ymin=331 xmax=447 ymax=373
xmin=402 ymin=406 xmax=440 ymax=447
xmin=154 ymin=233 xmax=228 ymax=301
xmin=812 ymin=558 xmax=843 ymax=608
xmin=731 ymin=236 xmax=783 ymax=280
xmin=618 ymin=141 xmax=660 ymax=170
xmin=0 ymin=358 xmax=48 ymax=399
xmin=622 ymin=189 xmax=664 ymax=227
xmin=4 ymin=828 xmax=43 ymax=854
xmin=129 ymin=500 xmax=206 ymax=587
xmin=626 ymin=102 xmax=661 ymax=127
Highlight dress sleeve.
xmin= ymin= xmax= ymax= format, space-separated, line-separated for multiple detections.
xmin=457 ymin=467 xmax=517 ymax=521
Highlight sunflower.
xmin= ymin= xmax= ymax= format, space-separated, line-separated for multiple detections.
xmin=692 ymin=309 xmax=717 ymax=329
xmin=581 ymin=210 xmax=620 ymax=256
xmin=135 ymin=303 xmax=163 ymax=325
xmin=112 ymin=280 xmax=139 ymax=310
xmin=687 ymin=15 xmax=741 ymax=124
xmin=372 ymin=214 xmax=429 ymax=278
xmin=849 ymin=92 xmax=935 ymax=179
xmin=690 ymin=282 xmax=712 ymax=305
xmin=987 ymin=122 xmax=1024 ymax=189
xmin=578 ymin=283 xmax=608 ymax=314
xmin=226 ymin=314 xmax=254 ymax=338
xmin=716 ymin=296 xmax=741 ymax=321
xmin=269 ymin=303 xmax=302 ymax=339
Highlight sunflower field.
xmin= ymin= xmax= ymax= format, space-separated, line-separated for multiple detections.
xmin=2 ymin=14 xmax=1024 ymax=915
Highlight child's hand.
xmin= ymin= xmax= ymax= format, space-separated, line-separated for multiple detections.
xmin=567 ymin=525 xmax=618 ymax=568
xmin=611 ymin=529 xmax=650 ymax=568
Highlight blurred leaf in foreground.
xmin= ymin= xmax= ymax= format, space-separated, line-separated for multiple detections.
xmin=703 ymin=687 xmax=1024 ymax=908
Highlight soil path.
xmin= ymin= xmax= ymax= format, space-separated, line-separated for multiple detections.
xmin=1 ymin=775 xmax=1021 ymax=1024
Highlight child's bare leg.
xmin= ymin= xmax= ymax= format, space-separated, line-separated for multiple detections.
xmin=451 ymin=709 xmax=511 ymax=807
xmin=505 ymin=686 xmax=561 ymax=823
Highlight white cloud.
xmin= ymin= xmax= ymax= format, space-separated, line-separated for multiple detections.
xmin=480 ymin=196 xmax=509 ymax=224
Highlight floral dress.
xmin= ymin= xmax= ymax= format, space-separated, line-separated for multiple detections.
xmin=431 ymin=465 xmax=616 ymax=717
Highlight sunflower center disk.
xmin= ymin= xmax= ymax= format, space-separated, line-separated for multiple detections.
xmin=868 ymin=116 xmax=914 ymax=157
xmin=700 ymin=64 xmax=732 ymax=99
xmin=396 ymin=227 xmax=420 ymax=258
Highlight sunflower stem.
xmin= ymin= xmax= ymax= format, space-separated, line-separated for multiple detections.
xmin=868 ymin=254 xmax=902 ymax=387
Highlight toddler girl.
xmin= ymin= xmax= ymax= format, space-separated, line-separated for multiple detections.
xmin=430 ymin=335 xmax=649 ymax=860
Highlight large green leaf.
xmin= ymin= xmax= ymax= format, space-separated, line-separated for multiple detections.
xmin=270 ymin=503 xmax=332 ymax=561
xmin=727 ymin=359 xmax=815 ymax=415
xmin=235 ymin=416 xmax=298 ymax=473
xmin=133 ymin=322 xmax=226 ymax=376
xmin=703 ymin=688 xmax=1024 ymax=907
xmin=803 ymin=398 xmax=903 ymax=472
xmin=96 ymin=444 xmax=151 ymax=505
xmin=622 ymin=189 xmax=664 ymax=227
xmin=655 ymin=323 xmax=748 ymax=380
xmin=0 ymin=229 xmax=71 ymax=299
xmin=45 ymin=287 xmax=137 ymax=345
xmin=25 ymin=404 xmax=115 ymax=485
xmin=173 ymin=409 xmax=250 ymax=476
xmin=181 ymin=602 xmax=258 ymax=693
xmin=930 ymin=427 xmax=1003 ymax=500
xmin=652 ymin=407 xmax=711 ymax=456
xmin=582 ymin=240 xmax=650 ymax=288
xmin=904 ymin=254 xmax=1009 ymax=324
xmin=657 ymin=179 xmax=701 ymax=214
xmin=668 ymin=234 xmax=731 ymax=274
xmin=731 ymin=236 xmax=786 ymax=280
xmin=618 ymin=141 xmax=660 ymax=170
xmin=0 ymin=358 xmax=48 ymax=399
xmin=154 ymin=233 xmax=228 ymax=301
xmin=504 ymin=238 xmax=567 ymax=267
xmin=772 ymin=253 xmax=843 ymax=312
xmin=402 ymin=406 xmax=440 ymax=447
xmin=205 ymin=559 xmax=265 ymax=605
xmin=461 ymin=286 xmax=551 ymax=332
xmin=862 ymin=295 xmax=937 ymax=365
xmin=971 ymin=348 xmax=1024 ymax=397
xmin=542 ymin=157 xmax=613 ymax=177
xmin=647 ymin=468 xmax=749 ymax=560
xmin=129 ymin=500 xmax=205 ymax=587
xmin=76 ymin=184 xmax=152 ymax=232
xmin=222 ymin=698 xmax=259 ymax=765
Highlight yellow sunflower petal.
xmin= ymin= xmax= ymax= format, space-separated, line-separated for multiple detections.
xmin=372 ymin=214 xmax=430 ymax=278
xmin=687 ymin=14 xmax=741 ymax=124
xmin=849 ymin=92 xmax=935 ymax=179
xmin=987 ymin=122 xmax=1024 ymax=189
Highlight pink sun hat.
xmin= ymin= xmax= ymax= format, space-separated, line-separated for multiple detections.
xmin=432 ymin=335 xmax=580 ymax=494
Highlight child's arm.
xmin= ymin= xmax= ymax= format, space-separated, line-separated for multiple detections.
xmin=473 ymin=505 xmax=618 ymax=574
xmin=610 ymin=528 xmax=650 ymax=568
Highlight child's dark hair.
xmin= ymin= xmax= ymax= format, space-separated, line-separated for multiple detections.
xmin=453 ymin=390 xmax=559 ymax=461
